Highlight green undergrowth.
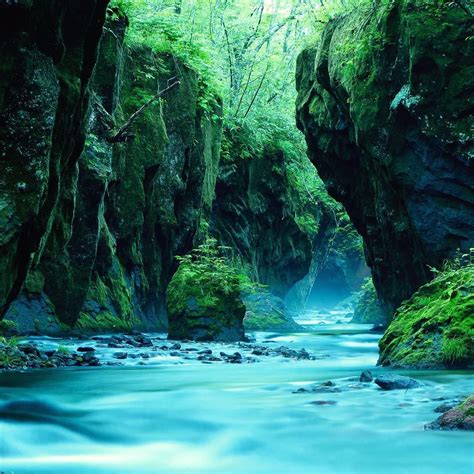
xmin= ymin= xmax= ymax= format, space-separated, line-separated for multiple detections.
xmin=167 ymin=239 xmax=249 ymax=340
xmin=167 ymin=238 xmax=251 ymax=315
xmin=110 ymin=0 xmax=222 ymax=117
xmin=379 ymin=262 xmax=474 ymax=368
xmin=0 ymin=335 xmax=23 ymax=368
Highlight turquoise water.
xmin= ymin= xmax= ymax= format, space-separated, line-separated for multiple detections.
xmin=0 ymin=315 xmax=473 ymax=473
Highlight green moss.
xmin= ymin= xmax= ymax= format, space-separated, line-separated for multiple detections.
xmin=75 ymin=310 xmax=135 ymax=332
xmin=379 ymin=264 xmax=474 ymax=368
xmin=442 ymin=337 xmax=469 ymax=365
xmin=74 ymin=261 xmax=142 ymax=333
xmin=352 ymin=278 xmax=386 ymax=324
xmin=0 ymin=320 xmax=17 ymax=336
xmin=167 ymin=239 xmax=246 ymax=341
xmin=24 ymin=271 xmax=45 ymax=294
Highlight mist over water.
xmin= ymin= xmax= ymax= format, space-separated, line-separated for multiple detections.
xmin=1 ymin=312 xmax=473 ymax=474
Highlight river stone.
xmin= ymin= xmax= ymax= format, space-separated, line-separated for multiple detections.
xmin=434 ymin=400 xmax=461 ymax=413
xmin=312 ymin=381 xmax=342 ymax=393
xmin=360 ymin=370 xmax=373 ymax=383
xmin=425 ymin=396 xmax=474 ymax=431
xmin=113 ymin=352 xmax=128 ymax=360
xmin=374 ymin=374 xmax=422 ymax=390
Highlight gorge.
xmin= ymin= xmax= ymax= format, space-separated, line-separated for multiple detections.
xmin=0 ymin=0 xmax=473 ymax=473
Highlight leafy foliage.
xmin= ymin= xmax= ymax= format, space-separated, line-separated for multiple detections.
xmin=0 ymin=319 xmax=17 ymax=336
xmin=57 ymin=344 xmax=71 ymax=356
xmin=0 ymin=335 xmax=22 ymax=348
xmin=0 ymin=336 xmax=23 ymax=368
xmin=167 ymin=238 xmax=255 ymax=315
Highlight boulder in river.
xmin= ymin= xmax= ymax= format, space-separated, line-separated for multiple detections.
xmin=166 ymin=240 xmax=245 ymax=342
xmin=243 ymin=290 xmax=302 ymax=333
xmin=425 ymin=396 xmax=474 ymax=431
xmin=374 ymin=374 xmax=422 ymax=390
xmin=360 ymin=370 xmax=373 ymax=383
xmin=113 ymin=352 xmax=128 ymax=360
xmin=311 ymin=381 xmax=342 ymax=393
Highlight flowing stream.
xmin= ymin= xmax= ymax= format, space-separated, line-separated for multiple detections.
xmin=1 ymin=311 xmax=473 ymax=474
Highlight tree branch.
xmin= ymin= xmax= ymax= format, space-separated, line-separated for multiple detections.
xmin=108 ymin=80 xmax=180 ymax=143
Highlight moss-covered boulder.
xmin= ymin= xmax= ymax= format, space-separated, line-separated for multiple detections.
xmin=243 ymin=290 xmax=302 ymax=333
xmin=426 ymin=396 xmax=474 ymax=431
xmin=379 ymin=264 xmax=474 ymax=368
xmin=167 ymin=241 xmax=245 ymax=342
xmin=296 ymin=1 xmax=474 ymax=319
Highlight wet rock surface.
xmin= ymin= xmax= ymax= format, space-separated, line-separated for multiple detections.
xmin=360 ymin=370 xmax=373 ymax=383
xmin=0 ymin=332 xmax=320 ymax=371
xmin=374 ymin=374 xmax=422 ymax=391
xmin=426 ymin=396 xmax=474 ymax=431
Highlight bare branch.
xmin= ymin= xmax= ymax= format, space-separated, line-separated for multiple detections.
xmin=108 ymin=80 xmax=180 ymax=143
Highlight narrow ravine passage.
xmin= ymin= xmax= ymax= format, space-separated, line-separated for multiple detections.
xmin=0 ymin=1 xmax=473 ymax=472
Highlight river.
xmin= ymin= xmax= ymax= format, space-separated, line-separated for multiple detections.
xmin=1 ymin=310 xmax=473 ymax=473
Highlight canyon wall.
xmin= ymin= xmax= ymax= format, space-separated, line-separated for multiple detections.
xmin=296 ymin=0 xmax=474 ymax=317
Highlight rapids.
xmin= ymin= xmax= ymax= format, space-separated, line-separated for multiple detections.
xmin=0 ymin=311 xmax=473 ymax=473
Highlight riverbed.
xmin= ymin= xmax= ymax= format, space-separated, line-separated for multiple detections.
xmin=1 ymin=311 xmax=473 ymax=474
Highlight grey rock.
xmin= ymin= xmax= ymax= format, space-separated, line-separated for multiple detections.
xmin=434 ymin=400 xmax=460 ymax=413
xmin=113 ymin=352 xmax=128 ymax=360
xmin=374 ymin=374 xmax=422 ymax=390
xmin=360 ymin=370 xmax=373 ymax=383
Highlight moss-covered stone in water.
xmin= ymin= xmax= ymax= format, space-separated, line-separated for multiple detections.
xmin=426 ymin=395 xmax=474 ymax=431
xmin=379 ymin=264 xmax=474 ymax=369
xmin=167 ymin=242 xmax=245 ymax=342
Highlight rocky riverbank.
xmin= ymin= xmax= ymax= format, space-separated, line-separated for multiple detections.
xmin=0 ymin=332 xmax=320 ymax=371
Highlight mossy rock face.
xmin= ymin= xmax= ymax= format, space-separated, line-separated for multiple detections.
xmin=379 ymin=265 xmax=474 ymax=369
xmin=352 ymin=279 xmax=386 ymax=325
xmin=0 ymin=0 xmax=109 ymax=316
xmin=212 ymin=130 xmax=330 ymax=300
xmin=296 ymin=1 xmax=474 ymax=319
xmin=3 ymin=8 xmax=223 ymax=334
xmin=243 ymin=290 xmax=301 ymax=333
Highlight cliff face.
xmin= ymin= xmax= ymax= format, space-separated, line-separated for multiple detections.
xmin=3 ymin=9 xmax=222 ymax=333
xmin=211 ymin=134 xmax=333 ymax=299
xmin=296 ymin=1 xmax=474 ymax=316
xmin=0 ymin=0 xmax=110 ymax=318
